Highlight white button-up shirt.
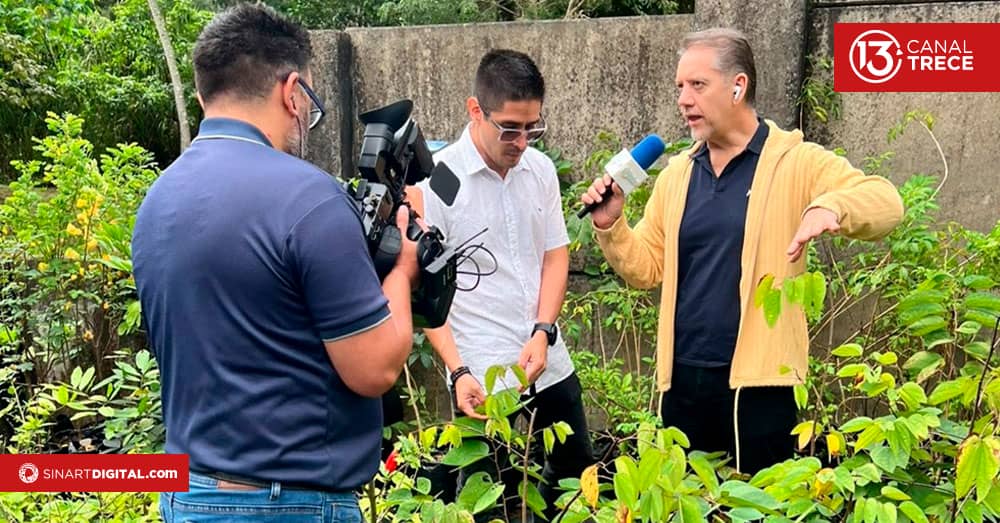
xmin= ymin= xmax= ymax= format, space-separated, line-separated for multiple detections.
xmin=417 ymin=125 xmax=573 ymax=393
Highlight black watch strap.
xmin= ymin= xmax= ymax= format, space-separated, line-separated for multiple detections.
xmin=532 ymin=322 xmax=558 ymax=346
xmin=450 ymin=366 xmax=472 ymax=385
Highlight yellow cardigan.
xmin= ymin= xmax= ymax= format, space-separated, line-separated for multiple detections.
xmin=594 ymin=120 xmax=904 ymax=392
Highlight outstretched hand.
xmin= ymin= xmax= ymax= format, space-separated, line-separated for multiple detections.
xmin=787 ymin=207 xmax=840 ymax=262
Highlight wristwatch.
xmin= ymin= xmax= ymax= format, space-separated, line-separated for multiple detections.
xmin=532 ymin=322 xmax=558 ymax=346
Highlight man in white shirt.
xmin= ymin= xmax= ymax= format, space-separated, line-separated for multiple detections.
xmin=410 ymin=49 xmax=593 ymax=521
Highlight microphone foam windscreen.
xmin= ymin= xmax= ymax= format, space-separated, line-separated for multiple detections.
xmin=630 ymin=134 xmax=666 ymax=170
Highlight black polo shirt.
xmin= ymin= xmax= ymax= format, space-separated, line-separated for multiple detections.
xmin=674 ymin=118 xmax=769 ymax=367
xmin=132 ymin=118 xmax=390 ymax=491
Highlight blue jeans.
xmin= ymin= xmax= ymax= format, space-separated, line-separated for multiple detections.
xmin=159 ymin=472 xmax=362 ymax=522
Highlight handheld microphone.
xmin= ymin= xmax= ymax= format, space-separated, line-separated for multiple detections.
xmin=577 ymin=134 xmax=666 ymax=219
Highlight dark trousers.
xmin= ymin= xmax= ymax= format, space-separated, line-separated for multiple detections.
xmin=459 ymin=372 xmax=594 ymax=522
xmin=659 ymin=363 xmax=796 ymax=475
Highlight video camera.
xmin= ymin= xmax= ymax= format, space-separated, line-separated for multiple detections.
xmin=344 ymin=99 xmax=458 ymax=328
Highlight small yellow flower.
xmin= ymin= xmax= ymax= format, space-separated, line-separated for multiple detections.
xmin=101 ymin=254 xmax=111 ymax=261
xmin=64 ymin=301 xmax=73 ymax=311
xmin=82 ymin=330 xmax=94 ymax=342
xmin=37 ymin=262 xmax=49 ymax=272
xmin=66 ymin=223 xmax=83 ymax=236
xmin=78 ymin=267 xmax=84 ymax=276
xmin=76 ymin=198 xmax=88 ymax=209
xmin=64 ymin=248 xmax=81 ymax=261
xmin=102 ymin=302 xmax=109 ymax=310
xmin=86 ymin=239 xmax=99 ymax=252
xmin=1 ymin=225 xmax=8 ymax=235
xmin=76 ymin=211 xmax=89 ymax=224
xmin=70 ymin=274 xmax=78 ymax=281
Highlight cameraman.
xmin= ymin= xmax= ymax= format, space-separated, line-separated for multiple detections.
xmin=131 ymin=4 xmax=418 ymax=521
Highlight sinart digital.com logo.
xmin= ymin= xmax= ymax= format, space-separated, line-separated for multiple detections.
xmin=849 ymin=29 xmax=904 ymax=84
xmin=18 ymin=462 xmax=39 ymax=484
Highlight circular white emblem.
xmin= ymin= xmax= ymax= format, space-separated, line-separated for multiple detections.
xmin=849 ymin=29 xmax=904 ymax=84
xmin=19 ymin=463 xmax=39 ymax=484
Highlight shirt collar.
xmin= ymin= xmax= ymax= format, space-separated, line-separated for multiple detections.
xmin=692 ymin=116 xmax=768 ymax=159
xmin=455 ymin=124 xmax=530 ymax=177
xmin=194 ymin=118 xmax=273 ymax=148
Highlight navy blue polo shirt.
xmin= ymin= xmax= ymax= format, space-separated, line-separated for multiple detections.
xmin=132 ymin=118 xmax=390 ymax=491
xmin=674 ymin=118 xmax=769 ymax=367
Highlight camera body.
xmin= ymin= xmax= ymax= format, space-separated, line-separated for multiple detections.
xmin=344 ymin=100 xmax=457 ymax=328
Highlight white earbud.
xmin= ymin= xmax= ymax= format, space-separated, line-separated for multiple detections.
xmin=733 ymin=85 xmax=742 ymax=101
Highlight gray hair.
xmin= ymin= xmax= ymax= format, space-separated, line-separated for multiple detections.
xmin=681 ymin=28 xmax=757 ymax=106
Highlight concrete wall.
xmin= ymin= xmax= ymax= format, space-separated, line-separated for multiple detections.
xmin=306 ymin=1 xmax=1000 ymax=235
xmin=805 ymin=1 xmax=1000 ymax=232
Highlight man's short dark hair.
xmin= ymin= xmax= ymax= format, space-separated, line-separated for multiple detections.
xmin=474 ymin=49 xmax=545 ymax=113
xmin=193 ymin=3 xmax=312 ymax=104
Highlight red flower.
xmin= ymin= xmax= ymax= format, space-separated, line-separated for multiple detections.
xmin=384 ymin=449 xmax=398 ymax=473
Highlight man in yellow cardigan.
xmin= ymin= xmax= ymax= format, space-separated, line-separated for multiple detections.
xmin=579 ymin=28 xmax=904 ymax=473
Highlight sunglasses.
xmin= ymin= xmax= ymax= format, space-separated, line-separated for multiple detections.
xmin=296 ymin=77 xmax=325 ymax=129
xmin=483 ymin=112 xmax=546 ymax=144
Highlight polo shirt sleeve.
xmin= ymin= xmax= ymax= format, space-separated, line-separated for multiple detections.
xmin=286 ymin=194 xmax=390 ymax=342
xmin=543 ymin=162 xmax=570 ymax=251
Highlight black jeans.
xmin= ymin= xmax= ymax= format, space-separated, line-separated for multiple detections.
xmin=659 ymin=363 xmax=796 ymax=475
xmin=458 ymin=372 xmax=594 ymax=522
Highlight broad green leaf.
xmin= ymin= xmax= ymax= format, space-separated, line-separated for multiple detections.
xmin=457 ymin=471 xmax=504 ymax=515
xmin=963 ymin=275 xmax=995 ymax=290
xmin=807 ymin=272 xmax=827 ymax=319
xmin=873 ymin=352 xmax=898 ymax=366
xmin=963 ymin=341 xmax=991 ymax=361
xmin=956 ymin=435 xmax=1000 ymax=502
xmin=552 ymin=421 xmax=572 ymax=444
xmin=956 ymin=320 xmax=982 ymax=335
xmin=415 ymin=477 xmax=431 ymax=495
xmin=877 ymin=501 xmax=898 ymax=523
xmin=688 ymin=453 xmax=720 ymax=498
xmin=902 ymin=351 xmax=944 ymax=383
xmin=907 ymin=316 xmax=947 ymax=337
xmin=794 ymin=384 xmax=808 ymax=410
xmin=832 ymin=343 xmax=863 ymax=358
xmin=519 ymin=480 xmax=546 ymax=518
xmin=728 ymin=507 xmax=765 ymax=521
xmin=637 ymin=449 xmax=664 ymax=492
xmin=613 ymin=456 xmax=640 ymax=509
xmin=898 ymin=501 xmax=929 ymax=523
xmin=420 ymin=427 xmax=439 ymax=451
xmin=763 ymin=286 xmax=782 ymax=328
xmin=837 ymin=363 xmax=868 ymax=379
xmin=437 ymin=424 xmax=463 ymax=448
xmin=755 ymin=274 xmax=775 ymax=307
xmin=964 ymin=292 xmax=1000 ymax=312
xmin=679 ymin=495 xmax=703 ymax=523
xmin=928 ymin=379 xmax=966 ymax=405
xmin=840 ymin=417 xmax=874 ymax=433
xmin=441 ymin=440 xmax=490 ymax=468
xmin=542 ymin=428 xmax=555 ymax=455
xmin=511 ymin=364 xmax=529 ymax=389
xmin=897 ymin=382 xmax=927 ymax=411
xmin=854 ymin=424 xmax=885 ymax=452
xmin=881 ymin=486 xmax=910 ymax=501
xmin=720 ymin=480 xmax=780 ymax=512
xmin=484 ymin=365 xmax=501 ymax=395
